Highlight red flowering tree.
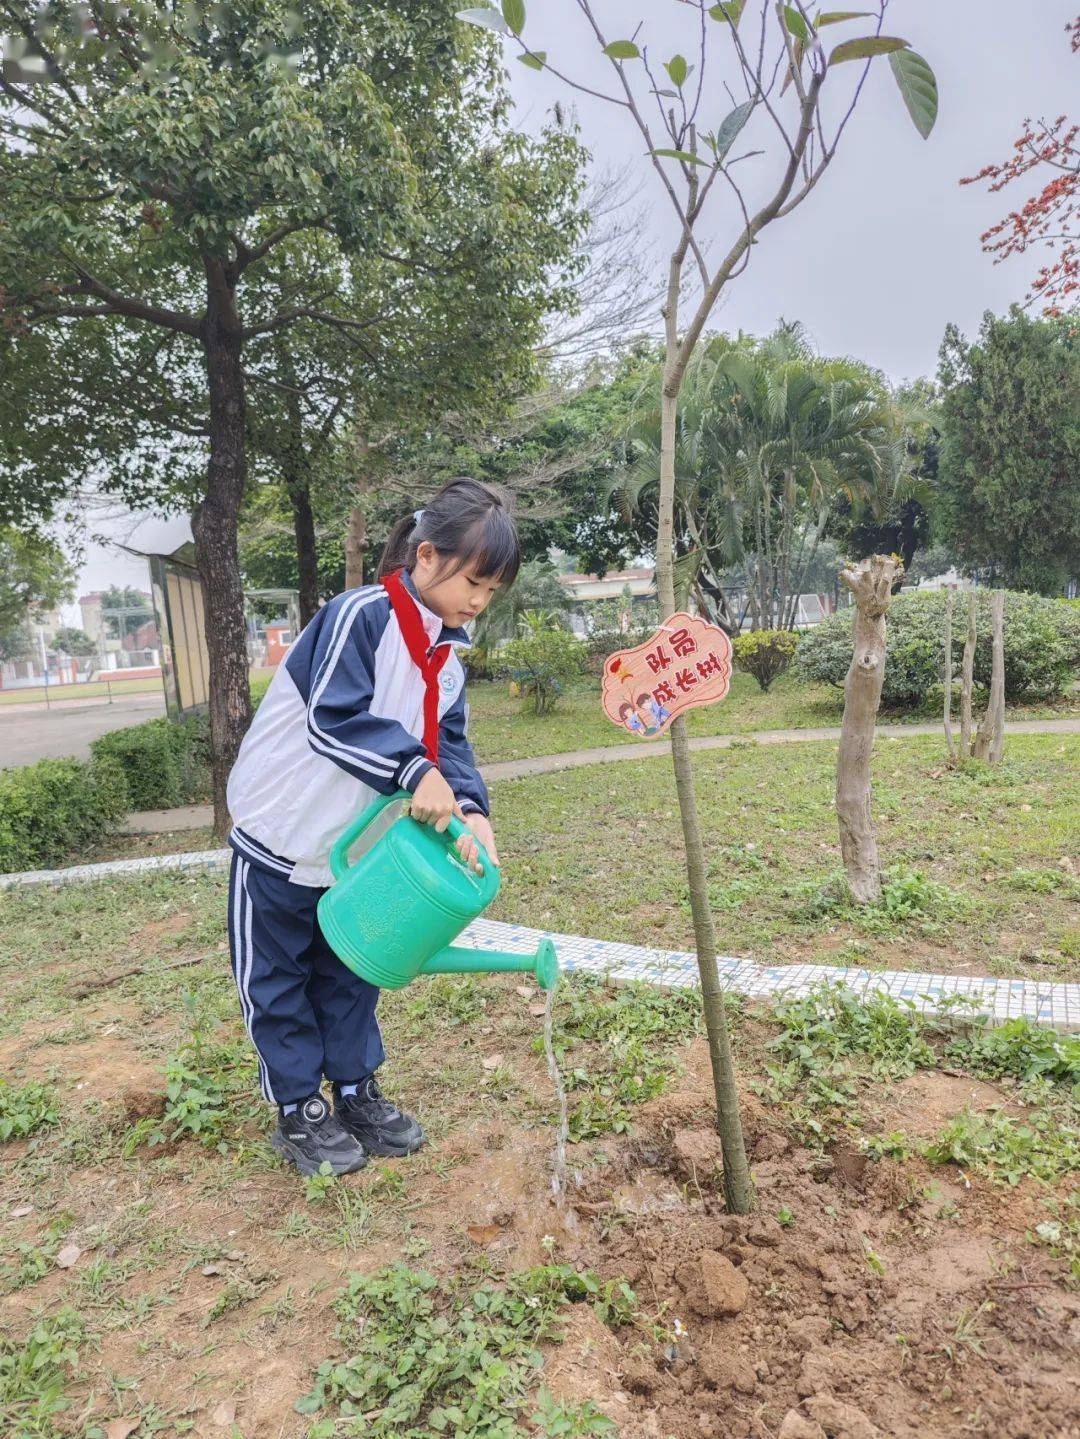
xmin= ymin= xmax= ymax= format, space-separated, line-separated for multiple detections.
xmin=961 ymin=17 xmax=1079 ymax=315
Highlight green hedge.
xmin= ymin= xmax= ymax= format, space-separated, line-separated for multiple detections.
xmin=796 ymin=589 xmax=1080 ymax=708
xmin=90 ymin=715 xmax=210 ymax=812
xmin=0 ymin=756 xmax=129 ymax=873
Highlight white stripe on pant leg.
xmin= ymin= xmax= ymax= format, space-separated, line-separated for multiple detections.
xmin=230 ymin=859 xmax=262 ymax=1096
xmin=241 ymin=864 xmax=274 ymax=1103
xmin=233 ymin=858 xmax=275 ymax=1104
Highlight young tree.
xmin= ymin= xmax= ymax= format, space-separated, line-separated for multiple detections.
xmin=1 ymin=1 xmax=583 ymax=833
xmin=935 ymin=310 xmax=1080 ymax=595
xmin=460 ymin=0 xmax=938 ymax=1212
xmin=961 ymin=17 xmax=1079 ymax=317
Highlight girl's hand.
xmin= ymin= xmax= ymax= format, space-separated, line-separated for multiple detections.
xmin=410 ymin=768 xmax=463 ymax=833
xmin=455 ymin=813 xmax=499 ymax=875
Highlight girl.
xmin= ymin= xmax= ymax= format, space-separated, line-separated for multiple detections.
xmin=226 ymin=478 xmax=520 ymax=1177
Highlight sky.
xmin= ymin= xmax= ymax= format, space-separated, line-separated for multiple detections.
xmin=61 ymin=0 xmax=1077 ymax=612
xmin=509 ymin=0 xmax=1077 ymax=383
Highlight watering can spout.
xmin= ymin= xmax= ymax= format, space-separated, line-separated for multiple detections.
xmin=421 ymin=937 xmax=559 ymax=991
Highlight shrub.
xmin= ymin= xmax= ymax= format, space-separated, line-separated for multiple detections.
xmin=582 ymin=595 xmax=659 ymax=676
xmin=462 ymin=643 xmax=501 ymax=683
xmin=502 ymin=618 xmax=585 ymax=715
xmin=90 ymin=714 xmax=210 ymax=811
xmin=796 ymin=588 xmax=1079 ymax=708
xmin=0 ymin=755 xmax=128 ymax=873
xmin=732 ymin=629 xmax=799 ymax=691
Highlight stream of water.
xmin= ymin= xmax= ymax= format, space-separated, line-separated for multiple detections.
xmin=542 ymin=981 xmax=570 ymax=1208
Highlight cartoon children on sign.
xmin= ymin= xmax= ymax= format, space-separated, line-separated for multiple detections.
xmin=602 ymin=613 xmax=733 ymax=738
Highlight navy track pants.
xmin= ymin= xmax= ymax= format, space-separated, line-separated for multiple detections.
xmin=227 ymin=853 xmax=385 ymax=1106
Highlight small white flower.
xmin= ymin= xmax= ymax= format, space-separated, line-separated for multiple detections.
xmin=673 ymin=1317 xmax=688 ymax=1338
xmin=525 ymin=1295 xmax=541 ymax=1309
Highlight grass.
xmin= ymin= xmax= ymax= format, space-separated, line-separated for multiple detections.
xmin=0 ymin=1309 xmax=85 ymax=1436
xmin=484 ymin=733 xmax=1080 ymax=982
xmin=541 ymin=975 xmax=709 ymax=1141
xmin=0 ymin=675 xmax=163 ymax=706
xmin=4 ymin=734 xmax=1077 ymax=1030
xmin=0 ymin=710 xmax=1076 ymax=1425
xmin=297 ymin=1261 xmax=629 ymax=1436
xmin=0 ymin=870 xmax=1077 ymax=1428
xmin=466 ymin=670 xmax=1080 ymax=765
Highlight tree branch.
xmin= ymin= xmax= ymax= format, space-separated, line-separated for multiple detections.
xmin=58 ymin=260 xmax=203 ymax=336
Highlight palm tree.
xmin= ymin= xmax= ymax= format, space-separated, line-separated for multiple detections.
xmin=612 ymin=325 xmax=919 ymax=630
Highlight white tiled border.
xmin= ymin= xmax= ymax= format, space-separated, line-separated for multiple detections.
xmin=3 ymin=850 xmax=1077 ymax=1032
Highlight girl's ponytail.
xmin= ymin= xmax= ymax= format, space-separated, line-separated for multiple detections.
xmin=376 ymin=478 xmax=521 ymax=587
xmin=378 ymin=514 xmax=418 ymax=580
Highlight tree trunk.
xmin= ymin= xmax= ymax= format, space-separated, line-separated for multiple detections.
xmin=345 ymin=505 xmax=367 ymax=590
xmin=277 ymin=340 xmax=319 ymax=628
xmin=658 ymin=261 xmax=752 ymax=1215
xmin=960 ymin=591 xmax=977 ymax=758
xmin=943 ymin=586 xmax=956 ymax=763
xmin=289 ymin=480 xmax=320 ymax=627
xmin=193 ymin=258 xmax=253 ymax=841
xmin=835 ymin=555 xmax=903 ymax=904
xmin=973 ymin=588 xmax=1005 ymax=763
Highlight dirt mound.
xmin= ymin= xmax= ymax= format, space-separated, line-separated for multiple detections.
xmin=555 ymin=1060 xmax=1080 ymax=1439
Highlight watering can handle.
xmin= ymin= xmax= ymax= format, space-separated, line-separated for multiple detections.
xmin=329 ymin=790 xmax=490 ymax=882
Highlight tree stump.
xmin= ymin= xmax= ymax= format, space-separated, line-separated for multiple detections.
xmin=836 ymin=555 xmax=904 ymax=904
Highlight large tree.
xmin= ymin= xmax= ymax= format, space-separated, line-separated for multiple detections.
xmin=0 ymin=527 xmax=75 ymax=660
xmin=935 ymin=309 xmax=1080 ymax=594
xmin=0 ymin=1 xmax=583 ymax=832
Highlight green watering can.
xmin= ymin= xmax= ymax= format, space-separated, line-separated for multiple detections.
xmin=317 ymin=792 xmax=558 ymax=992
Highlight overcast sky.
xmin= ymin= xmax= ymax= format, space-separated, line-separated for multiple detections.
xmin=63 ymin=1 xmax=1077 ymax=613
xmin=509 ymin=0 xmax=1077 ymax=382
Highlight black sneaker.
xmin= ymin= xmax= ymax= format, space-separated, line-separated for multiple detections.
xmin=271 ymin=1094 xmax=368 ymax=1177
xmin=332 ymin=1078 xmax=425 ymax=1158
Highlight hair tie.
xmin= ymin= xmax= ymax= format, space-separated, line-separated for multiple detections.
xmin=412 ymin=509 xmax=425 ymax=528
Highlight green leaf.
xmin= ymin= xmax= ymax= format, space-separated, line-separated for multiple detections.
xmin=830 ymin=35 xmax=909 ymax=64
xmin=502 ymin=0 xmax=526 ymax=35
xmin=815 ymin=9 xmax=873 ymax=23
xmin=518 ymin=49 xmax=546 ymax=70
xmin=455 ymin=7 xmax=509 ymax=34
xmin=708 ymin=1 xmax=744 ymax=26
xmin=715 ymin=99 xmax=754 ymax=159
xmin=889 ymin=48 xmax=938 ymax=139
xmin=783 ymin=6 xmax=809 ymax=41
xmin=652 ymin=148 xmax=711 ymax=167
xmin=604 ymin=40 xmax=640 ymax=60
xmin=665 ymin=54 xmax=688 ymax=88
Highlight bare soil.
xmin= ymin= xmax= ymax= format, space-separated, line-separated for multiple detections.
xmin=3 ymin=1004 xmax=1078 ymax=1438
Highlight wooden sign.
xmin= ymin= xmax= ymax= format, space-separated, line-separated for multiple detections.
xmin=601 ymin=612 xmax=733 ymax=739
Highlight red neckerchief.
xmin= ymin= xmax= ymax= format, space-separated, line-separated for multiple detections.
xmin=381 ymin=568 xmax=452 ymax=766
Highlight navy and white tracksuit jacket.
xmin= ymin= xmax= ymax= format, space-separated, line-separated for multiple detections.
xmin=225 ymin=569 xmax=488 ymax=1105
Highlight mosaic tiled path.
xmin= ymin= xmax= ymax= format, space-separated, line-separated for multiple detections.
xmin=5 ymin=849 xmax=1076 ymax=1032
